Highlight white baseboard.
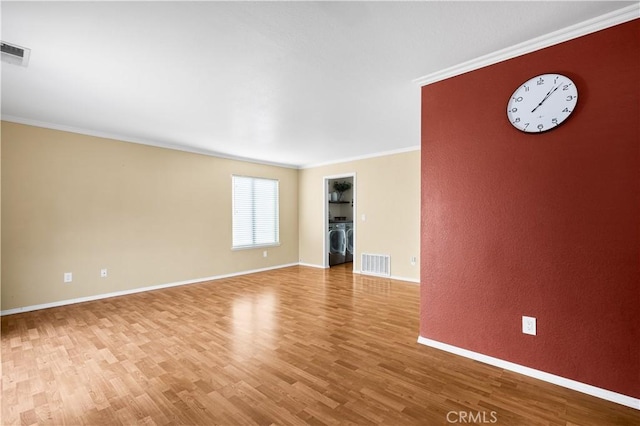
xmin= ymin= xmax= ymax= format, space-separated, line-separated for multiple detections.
xmin=352 ymin=269 xmax=420 ymax=284
xmin=389 ymin=275 xmax=419 ymax=284
xmin=417 ymin=336 xmax=640 ymax=410
xmin=298 ymin=262 xmax=327 ymax=269
xmin=295 ymin=264 xmax=419 ymax=283
xmin=0 ymin=263 xmax=299 ymax=316
xmin=1 ymin=262 xmax=415 ymax=316
xmin=296 ymin=264 xmax=419 ymax=285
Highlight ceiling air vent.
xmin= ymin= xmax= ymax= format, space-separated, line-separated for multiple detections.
xmin=1 ymin=41 xmax=31 ymax=67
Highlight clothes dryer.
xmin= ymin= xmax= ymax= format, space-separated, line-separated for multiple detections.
xmin=345 ymin=223 xmax=354 ymax=263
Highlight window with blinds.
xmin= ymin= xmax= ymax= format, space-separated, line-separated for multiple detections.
xmin=232 ymin=175 xmax=279 ymax=249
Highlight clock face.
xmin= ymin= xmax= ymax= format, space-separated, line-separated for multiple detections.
xmin=506 ymin=73 xmax=578 ymax=133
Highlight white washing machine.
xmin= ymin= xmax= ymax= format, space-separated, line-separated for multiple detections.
xmin=328 ymin=223 xmax=347 ymax=266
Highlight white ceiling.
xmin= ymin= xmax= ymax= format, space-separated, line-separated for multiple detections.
xmin=1 ymin=1 xmax=634 ymax=168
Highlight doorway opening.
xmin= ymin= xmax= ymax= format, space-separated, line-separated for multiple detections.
xmin=323 ymin=173 xmax=356 ymax=270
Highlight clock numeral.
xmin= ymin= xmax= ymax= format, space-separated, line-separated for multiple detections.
xmin=537 ymin=124 xmax=544 ymax=131
xmin=554 ymin=76 xmax=559 ymax=84
xmin=524 ymin=85 xmax=530 ymax=92
xmin=513 ymin=117 xmax=521 ymax=124
xmin=562 ymin=107 xmax=571 ymax=113
xmin=536 ymin=78 xmax=544 ymax=85
xmin=510 ymin=107 xmax=518 ymax=113
xmin=513 ymin=96 xmax=523 ymax=103
xmin=562 ymin=84 xmax=572 ymax=91
xmin=566 ymin=95 xmax=576 ymax=101
xmin=524 ymin=123 xmax=530 ymax=130
xmin=552 ymin=118 xmax=558 ymax=126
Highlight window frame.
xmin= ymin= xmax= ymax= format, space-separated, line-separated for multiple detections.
xmin=231 ymin=174 xmax=280 ymax=251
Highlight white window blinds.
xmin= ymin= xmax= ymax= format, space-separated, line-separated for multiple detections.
xmin=232 ymin=175 xmax=279 ymax=249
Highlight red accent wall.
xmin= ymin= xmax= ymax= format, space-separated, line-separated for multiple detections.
xmin=420 ymin=20 xmax=639 ymax=398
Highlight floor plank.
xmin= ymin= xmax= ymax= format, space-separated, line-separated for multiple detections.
xmin=2 ymin=264 xmax=638 ymax=425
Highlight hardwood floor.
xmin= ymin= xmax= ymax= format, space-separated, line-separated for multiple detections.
xmin=2 ymin=264 xmax=638 ymax=425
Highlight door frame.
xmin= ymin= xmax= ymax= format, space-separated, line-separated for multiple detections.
xmin=323 ymin=173 xmax=357 ymax=270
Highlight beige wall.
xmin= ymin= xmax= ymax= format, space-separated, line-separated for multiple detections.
xmin=299 ymin=150 xmax=420 ymax=281
xmin=0 ymin=129 xmax=2 ymax=310
xmin=1 ymin=122 xmax=299 ymax=311
xmin=1 ymin=122 xmax=419 ymax=311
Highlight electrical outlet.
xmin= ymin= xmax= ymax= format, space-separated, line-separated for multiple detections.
xmin=263 ymin=251 xmax=268 ymax=258
xmin=410 ymin=256 xmax=417 ymax=266
xmin=522 ymin=316 xmax=537 ymax=336
xmin=64 ymin=272 xmax=73 ymax=283
xmin=100 ymin=268 xmax=108 ymax=278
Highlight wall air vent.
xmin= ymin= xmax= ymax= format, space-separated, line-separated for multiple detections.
xmin=1 ymin=41 xmax=31 ymax=67
xmin=361 ymin=253 xmax=391 ymax=277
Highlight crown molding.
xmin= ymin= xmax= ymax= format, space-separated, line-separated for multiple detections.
xmin=1 ymin=115 xmax=299 ymax=169
xmin=413 ymin=4 xmax=639 ymax=87
xmin=2 ymin=114 xmax=419 ymax=170
xmin=300 ymin=145 xmax=420 ymax=169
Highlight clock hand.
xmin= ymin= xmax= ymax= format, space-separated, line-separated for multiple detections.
xmin=531 ymin=84 xmax=561 ymax=113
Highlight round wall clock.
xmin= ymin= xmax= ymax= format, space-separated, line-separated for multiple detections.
xmin=506 ymin=73 xmax=578 ymax=133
